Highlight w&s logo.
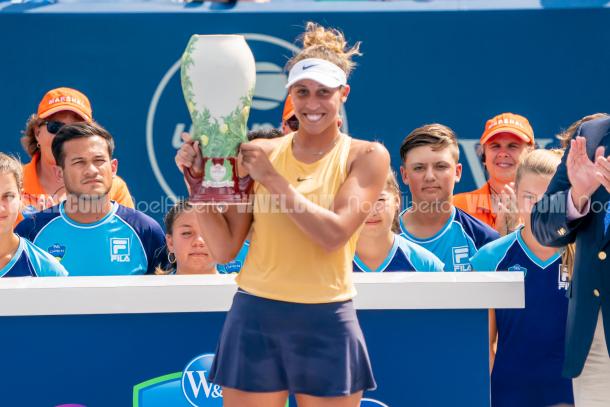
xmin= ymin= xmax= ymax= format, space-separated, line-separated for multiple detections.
xmin=181 ymin=354 xmax=222 ymax=406
xmin=132 ymin=353 xmax=221 ymax=407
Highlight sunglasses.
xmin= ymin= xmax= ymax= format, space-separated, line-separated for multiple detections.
xmin=42 ymin=120 xmax=66 ymax=135
xmin=285 ymin=116 xmax=299 ymax=132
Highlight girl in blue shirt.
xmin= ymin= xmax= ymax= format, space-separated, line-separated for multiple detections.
xmin=471 ymin=149 xmax=573 ymax=407
xmin=354 ymin=170 xmax=443 ymax=273
xmin=1 ymin=153 xmax=66 ymax=278
xmin=160 ymin=201 xmax=218 ymax=275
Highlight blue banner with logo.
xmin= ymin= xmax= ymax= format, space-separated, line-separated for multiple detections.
xmin=0 ymin=309 xmax=488 ymax=406
xmin=1 ymin=3 xmax=610 ymax=224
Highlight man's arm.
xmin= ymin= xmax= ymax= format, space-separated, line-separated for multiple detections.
xmin=531 ymin=133 xmax=602 ymax=247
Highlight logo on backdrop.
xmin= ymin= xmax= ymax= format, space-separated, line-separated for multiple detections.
xmin=133 ymin=352 xmax=223 ymax=407
xmin=132 ymin=352 xmax=385 ymax=406
xmin=133 ymin=352 xmax=290 ymax=407
xmin=146 ymin=33 xmax=349 ymax=201
xmin=181 ymin=354 xmax=222 ymax=407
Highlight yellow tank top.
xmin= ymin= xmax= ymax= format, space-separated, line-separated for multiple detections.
xmin=236 ymin=133 xmax=357 ymax=304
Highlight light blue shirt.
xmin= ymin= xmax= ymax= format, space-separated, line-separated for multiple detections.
xmin=399 ymin=206 xmax=499 ymax=272
xmin=16 ymin=202 xmax=167 ymax=276
xmin=1 ymin=237 xmax=67 ymax=277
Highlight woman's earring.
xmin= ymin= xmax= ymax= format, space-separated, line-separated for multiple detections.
xmin=168 ymin=252 xmax=176 ymax=264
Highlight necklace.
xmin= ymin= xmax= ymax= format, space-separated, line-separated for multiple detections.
xmin=292 ymin=133 xmax=341 ymax=156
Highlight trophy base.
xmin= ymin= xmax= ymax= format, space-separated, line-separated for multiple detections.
xmin=185 ymin=157 xmax=253 ymax=206
xmin=188 ymin=188 xmax=252 ymax=206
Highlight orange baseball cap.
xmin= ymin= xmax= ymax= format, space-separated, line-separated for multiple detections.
xmin=282 ymin=94 xmax=295 ymax=122
xmin=37 ymin=87 xmax=93 ymax=122
xmin=480 ymin=113 xmax=534 ymax=145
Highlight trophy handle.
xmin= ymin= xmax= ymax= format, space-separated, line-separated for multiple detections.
xmin=237 ymin=174 xmax=254 ymax=195
xmin=184 ymin=167 xmax=203 ymax=194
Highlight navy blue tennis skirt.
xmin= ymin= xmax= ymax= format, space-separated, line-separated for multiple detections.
xmin=208 ymin=290 xmax=377 ymax=397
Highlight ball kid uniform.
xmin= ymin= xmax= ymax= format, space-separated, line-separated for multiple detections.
xmin=15 ymin=201 xmax=167 ymax=276
xmin=399 ymin=206 xmax=499 ymax=272
xmin=353 ymin=233 xmax=444 ymax=272
xmin=209 ymin=134 xmax=376 ymax=396
xmin=1 ymin=237 xmax=67 ymax=277
xmin=470 ymin=227 xmax=573 ymax=407
xmin=217 ymin=240 xmax=249 ymax=274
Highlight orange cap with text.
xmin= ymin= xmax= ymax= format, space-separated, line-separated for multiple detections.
xmin=37 ymin=87 xmax=93 ymax=122
xmin=480 ymin=113 xmax=534 ymax=145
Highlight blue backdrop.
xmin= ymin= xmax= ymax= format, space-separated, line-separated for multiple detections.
xmin=1 ymin=1 xmax=610 ymax=224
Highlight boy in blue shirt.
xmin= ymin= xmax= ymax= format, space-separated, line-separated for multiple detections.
xmin=398 ymin=123 xmax=499 ymax=272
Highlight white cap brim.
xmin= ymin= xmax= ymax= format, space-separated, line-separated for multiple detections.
xmin=285 ymin=58 xmax=347 ymax=89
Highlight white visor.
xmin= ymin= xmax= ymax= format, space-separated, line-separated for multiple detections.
xmin=285 ymin=58 xmax=347 ymax=89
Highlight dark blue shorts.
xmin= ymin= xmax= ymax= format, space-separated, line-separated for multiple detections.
xmin=208 ymin=290 xmax=377 ymax=396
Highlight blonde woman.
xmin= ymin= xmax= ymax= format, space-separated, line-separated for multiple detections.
xmin=471 ymin=149 xmax=573 ymax=407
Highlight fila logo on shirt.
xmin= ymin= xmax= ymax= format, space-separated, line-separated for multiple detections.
xmin=558 ymin=264 xmax=569 ymax=290
xmin=452 ymin=246 xmax=471 ymax=272
xmin=110 ymin=238 xmax=131 ymax=263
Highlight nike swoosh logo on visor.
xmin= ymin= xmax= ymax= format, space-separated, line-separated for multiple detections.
xmin=302 ymin=64 xmax=317 ymax=70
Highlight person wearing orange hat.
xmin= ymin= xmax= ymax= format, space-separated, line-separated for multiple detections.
xmin=19 ymin=87 xmax=134 ymax=222
xmin=453 ymin=113 xmax=534 ymax=235
xmin=281 ymin=94 xmax=298 ymax=135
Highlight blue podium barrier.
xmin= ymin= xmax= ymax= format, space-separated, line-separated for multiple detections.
xmin=0 ymin=273 xmax=523 ymax=406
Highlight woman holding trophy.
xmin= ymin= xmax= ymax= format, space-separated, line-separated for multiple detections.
xmin=176 ymin=22 xmax=389 ymax=407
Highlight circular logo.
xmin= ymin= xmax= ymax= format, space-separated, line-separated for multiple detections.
xmin=147 ymin=33 xmax=349 ymax=201
xmin=361 ymin=398 xmax=390 ymax=407
xmin=181 ymin=353 xmax=222 ymax=407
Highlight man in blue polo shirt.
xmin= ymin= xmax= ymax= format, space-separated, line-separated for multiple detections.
xmin=16 ymin=122 xmax=166 ymax=276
